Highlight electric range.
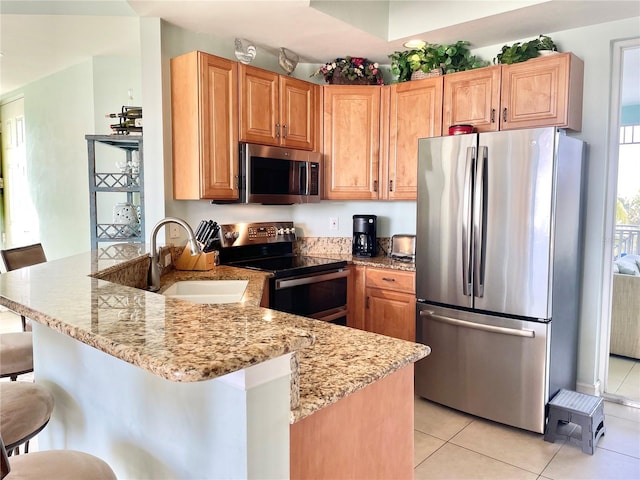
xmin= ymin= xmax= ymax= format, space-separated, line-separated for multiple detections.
xmin=216 ymin=222 xmax=348 ymax=325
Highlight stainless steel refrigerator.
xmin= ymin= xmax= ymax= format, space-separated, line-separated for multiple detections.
xmin=415 ymin=127 xmax=585 ymax=433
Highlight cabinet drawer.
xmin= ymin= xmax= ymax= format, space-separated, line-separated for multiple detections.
xmin=366 ymin=268 xmax=415 ymax=294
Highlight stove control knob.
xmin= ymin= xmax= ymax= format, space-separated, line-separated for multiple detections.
xmin=224 ymin=231 xmax=238 ymax=240
xmin=277 ymin=228 xmax=285 ymax=235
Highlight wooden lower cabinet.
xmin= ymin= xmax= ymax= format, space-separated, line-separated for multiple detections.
xmin=365 ymin=287 xmax=416 ymax=342
xmin=290 ymin=364 xmax=414 ymax=479
xmin=348 ymin=265 xmax=416 ymax=342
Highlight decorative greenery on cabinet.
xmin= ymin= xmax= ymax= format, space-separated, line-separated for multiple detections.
xmin=495 ymin=34 xmax=559 ymax=64
xmin=389 ymin=41 xmax=489 ymax=83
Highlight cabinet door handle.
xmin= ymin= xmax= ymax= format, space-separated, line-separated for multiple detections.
xmin=373 ymin=180 xmax=378 ymax=192
xmin=382 ymin=277 xmax=396 ymax=282
xmin=365 ymin=296 xmax=369 ymax=309
xmin=502 ymin=108 xmax=507 ymax=122
xmin=389 ymin=179 xmax=394 ymax=192
xmin=490 ymin=108 xmax=495 ymax=123
xmin=282 ymin=124 xmax=288 ymax=138
xmin=275 ymin=123 xmax=281 ymax=138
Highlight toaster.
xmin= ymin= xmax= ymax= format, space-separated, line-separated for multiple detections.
xmin=390 ymin=234 xmax=416 ymax=262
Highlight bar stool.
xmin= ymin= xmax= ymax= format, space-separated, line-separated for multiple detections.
xmin=0 ymin=382 xmax=54 ymax=456
xmin=0 ymin=333 xmax=33 ymax=381
xmin=1 ymin=434 xmax=117 ymax=480
xmin=1 ymin=243 xmax=47 ymax=332
xmin=0 ymin=243 xmax=46 ymax=383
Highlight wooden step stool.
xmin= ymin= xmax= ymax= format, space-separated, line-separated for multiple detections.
xmin=544 ymin=389 xmax=605 ymax=454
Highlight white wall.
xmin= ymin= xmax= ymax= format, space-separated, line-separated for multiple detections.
xmin=22 ymin=61 xmax=94 ymax=259
xmin=140 ymin=17 xmax=166 ymax=236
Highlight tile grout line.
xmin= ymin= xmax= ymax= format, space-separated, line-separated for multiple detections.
xmin=596 ymin=445 xmax=640 ymax=460
xmin=450 ymin=442 xmax=547 ymax=477
xmin=616 ymin=363 xmax=635 ymax=394
xmin=537 ymin=439 xmax=569 ymax=480
xmin=413 ymin=432 xmax=448 ymax=470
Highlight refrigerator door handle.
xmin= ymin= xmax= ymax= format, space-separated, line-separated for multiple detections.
xmin=420 ymin=310 xmax=535 ymax=338
xmin=473 ymin=146 xmax=488 ymax=298
xmin=462 ymin=146 xmax=475 ymax=297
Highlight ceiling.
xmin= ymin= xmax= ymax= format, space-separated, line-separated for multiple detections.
xmin=1 ymin=0 xmax=639 ymax=98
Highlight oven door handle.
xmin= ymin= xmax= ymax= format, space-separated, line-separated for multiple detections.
xmin=275 ymin=269 xmax=348 ymax=289
xmin=311 ymin=306 xmax=348 ymax=323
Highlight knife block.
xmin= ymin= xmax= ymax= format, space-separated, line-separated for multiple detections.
xmin=174 ymin=248 xmax=217 ymax=271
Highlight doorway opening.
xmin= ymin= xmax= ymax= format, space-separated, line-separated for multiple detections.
xmin=603 ymin=39 xmax=640 ymax=406
xmin=0 ymin=97 xmax=39 ymax=252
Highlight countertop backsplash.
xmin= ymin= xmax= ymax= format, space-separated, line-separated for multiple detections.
xmin=296 ymin=237 xmax=391 ymax=256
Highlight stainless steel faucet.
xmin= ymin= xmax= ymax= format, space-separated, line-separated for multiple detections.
xmin=148 ymin=217 xmax=200 ymax=292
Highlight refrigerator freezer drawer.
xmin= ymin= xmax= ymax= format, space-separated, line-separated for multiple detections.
xmin=415 ymin=304 xmax=550 ymax=433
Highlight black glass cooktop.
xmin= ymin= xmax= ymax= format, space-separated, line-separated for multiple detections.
xmin=229 ymin=255 xmax=347 ymax=278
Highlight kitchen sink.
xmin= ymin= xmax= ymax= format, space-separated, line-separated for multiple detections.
xmin=161 ymin=280 xmax=249 ymax=304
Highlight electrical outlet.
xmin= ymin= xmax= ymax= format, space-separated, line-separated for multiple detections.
xmin=164 ymin=253 xmax=172 ymax=267
xmin=169 ymin=224 xmax=180 ymax=239
xmin=329 ymin=217 xmax=338 ymax=230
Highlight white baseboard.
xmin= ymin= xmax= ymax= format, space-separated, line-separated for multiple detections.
xmin=576 ymin=380 xmax=602 ymax=396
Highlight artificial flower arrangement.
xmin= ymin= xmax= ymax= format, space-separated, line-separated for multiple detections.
xmin=312 ymin=56 xmax=384 ymax=85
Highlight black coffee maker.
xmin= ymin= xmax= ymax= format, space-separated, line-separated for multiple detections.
xmin=352 ymin=215 xmax=378 ymax=257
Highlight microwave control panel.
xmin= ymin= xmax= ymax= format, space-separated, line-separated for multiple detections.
xmin=219 ymin=222 xmax=295 ymax=248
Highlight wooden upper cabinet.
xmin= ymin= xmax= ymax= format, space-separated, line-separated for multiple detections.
xmin=280 ymin=76 xmax=318 ymax=150
xmin=171 ymin=51 xmax=239 ymax=200
xmin=384 ymin=78 xmax=443 ymax=200
xmin=323 ymin=79 xmax=442 ymax=202
xmin=239 ymin=64 xmax=316 ymax=150
xmin=323 ymin=86 xmax=381 ymax=200
xmin=443 ymin=65 xmax=502 ymax=133
xmin=238 ymin=64 xmax=278 ymax=145
xmin=500 ymin=52 xmax=584 ymax=131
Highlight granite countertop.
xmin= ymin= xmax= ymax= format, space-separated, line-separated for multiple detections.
xmin=318 ymin=253 xmax=416 ymax=272
xmin=0 ymin=245 xmax=428 ymax=423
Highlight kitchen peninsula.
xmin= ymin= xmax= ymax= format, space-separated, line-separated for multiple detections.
xmin=0 ymin=244 xmax=429 ymax=479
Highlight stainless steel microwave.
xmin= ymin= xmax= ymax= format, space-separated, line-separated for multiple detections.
xmin=218 ymin=143 xmax=321 ymax=205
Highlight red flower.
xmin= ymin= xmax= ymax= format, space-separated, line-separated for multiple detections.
xmin=311 ymin=56 xmax=383 ymax=84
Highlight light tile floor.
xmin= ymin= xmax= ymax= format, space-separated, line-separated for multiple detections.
xmin=608 ymin=355 xmax=640 ymax=403
xmin=414 ymin=397 xmax=640 ymax=479
xmin=3 ymin=308 xmax=639 ymax=478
